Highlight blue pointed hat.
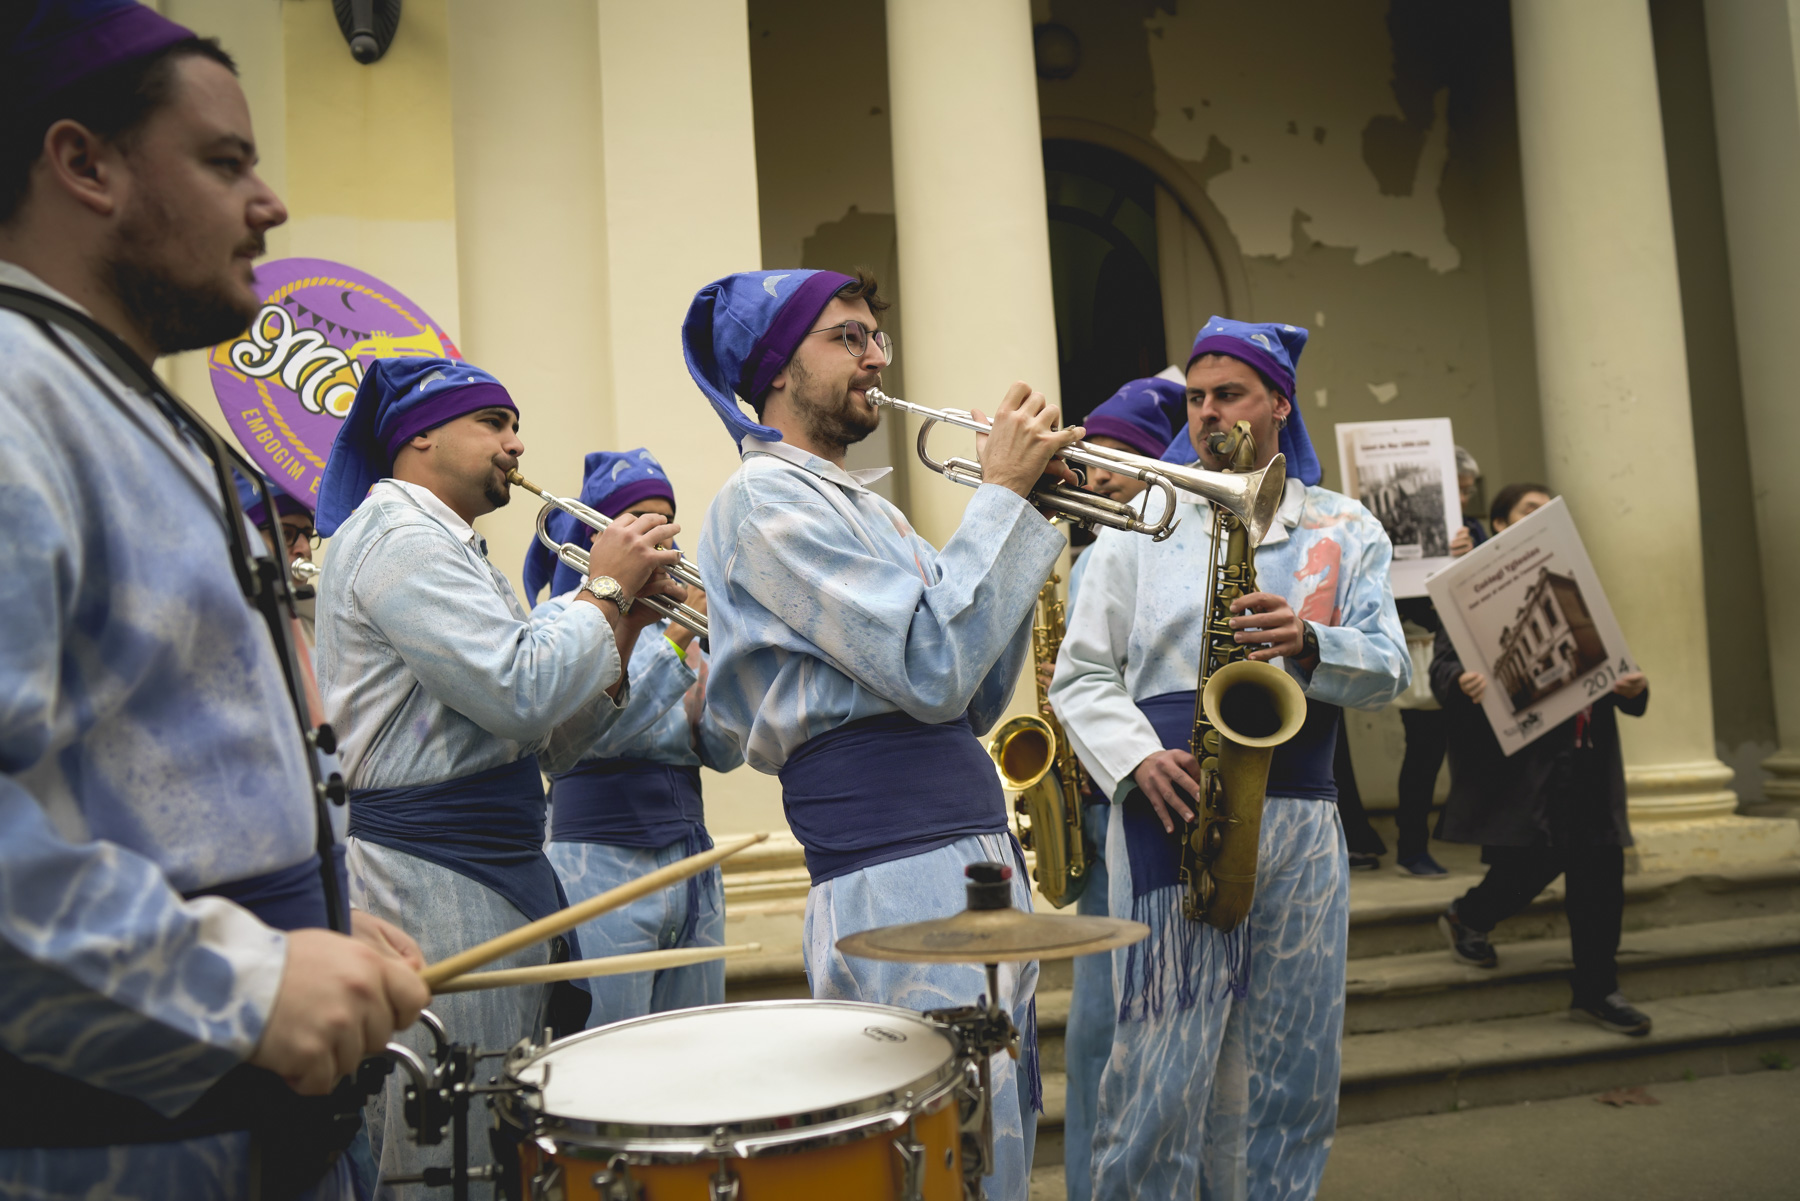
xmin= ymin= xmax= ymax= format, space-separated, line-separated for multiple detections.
xmin=1163 ymin=315 xmax=1320 ymax=486
xmin=1083 ymin=376 xmax=1187 ymax=460
xmin=315 ymin=356 xmax=515 ymax=536
xmin=682 ymin=269 xmax=856 ymax=446
xmin=523 ymin=448 xmax=676 ymax=603
xmin=6 ymin=1 xmax=194 ymax=105
xmin=233 ymin=468 xmax=313 ymax=527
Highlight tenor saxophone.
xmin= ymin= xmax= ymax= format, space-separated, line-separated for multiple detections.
xmin=987 ymin=573 xmax=1090 ymax=908
xmin=1179 ymin=422 xmax=1308 ymax=931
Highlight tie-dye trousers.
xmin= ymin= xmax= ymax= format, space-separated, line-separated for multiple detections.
xmin=546 ymin=839 xmax=725 ymax=1027
xmin=803 ymin=832 xmax=1039 ymax=1201
xmin=1091 ymin=797 xmax=1348 ymax=1201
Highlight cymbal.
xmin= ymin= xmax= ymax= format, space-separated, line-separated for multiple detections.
xmin=836 ymin=908 xmax=1149 ymax=964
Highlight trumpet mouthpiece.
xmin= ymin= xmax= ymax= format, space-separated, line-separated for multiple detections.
xmin=506 ymin=468 xmax=534 ymax=490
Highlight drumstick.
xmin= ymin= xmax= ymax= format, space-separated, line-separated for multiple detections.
xmin=419 ymin=832 xmax=769 ymax=988
xmin=433 ymin=942 xmax=762 ymax=994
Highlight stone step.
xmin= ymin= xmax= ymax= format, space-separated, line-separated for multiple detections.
xmin=1339 ymin=982 xmax=1800 ymax=1125
xmin=1345 ymin=912 xmax=1800 ymax=1034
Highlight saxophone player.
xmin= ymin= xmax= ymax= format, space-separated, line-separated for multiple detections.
xmin=1050 ymin=317 xmax=1409 ymax=1201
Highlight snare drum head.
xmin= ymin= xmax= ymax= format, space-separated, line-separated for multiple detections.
xmin=515 ymin=1000 xmax=956 ymax=1130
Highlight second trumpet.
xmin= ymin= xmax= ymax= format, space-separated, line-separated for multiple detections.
xmin=508 ymin=469 xmax=708 ymax=636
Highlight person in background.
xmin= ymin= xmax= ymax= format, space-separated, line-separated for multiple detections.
xmin=235 ymin=469 xmax=322 ymax=641
xmin=523 ymin=448 xmax=745 ymax=1027
xmin=1334 ymin=445 xmax=1487 ymax=874
xmin=1434 ymin=483 xmax=1653 ymax=1036
xmin=1053 ymin=374 xmax=1185 ymax=1201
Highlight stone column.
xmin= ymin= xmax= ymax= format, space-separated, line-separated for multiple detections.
xmin=447 ymin=0 xmax=783 ymax=848
xmin=885 ymin=0 xmax=1062 ymax=549
xmin=1510 ymin=0 xmax=1796 ymax=870
xmin=1703 ymin=0 xmax=1800 ymax=806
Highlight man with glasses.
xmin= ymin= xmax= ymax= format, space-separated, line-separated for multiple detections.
xmin=684 ymin=267 xmax=1082 ymax=1201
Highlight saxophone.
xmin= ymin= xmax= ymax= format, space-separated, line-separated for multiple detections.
xmin=987 ymin=573 xmax=1090 ymax=908
xmin=1179 ymin=422 xmax=1308 ymax=931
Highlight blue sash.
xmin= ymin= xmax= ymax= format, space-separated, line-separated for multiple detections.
xmin=778 ymin=711 xmax=1009 ymax=885
xmin=550 ymin=758 xmax=705 ymax=848
xmin=347 ymin=756 xmax=581 ymax=964
xmin=1115 ymin=690 xmax=1340 ymax=1021
xmin=183 ymin=848 xmax=347 ymax=933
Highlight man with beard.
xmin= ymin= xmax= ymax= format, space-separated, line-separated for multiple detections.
xmin=311 ymin=357 xmax=684 ymax=1188
xmin=0 ymin=3 xmax=429 ymax=1198
xmin=1052 ymin=317 xmax=1408 ymax=1200
xmin=683 ymin=268 xmax=1080 ymax=1201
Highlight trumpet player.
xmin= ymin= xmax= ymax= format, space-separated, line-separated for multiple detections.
xmin=684 ymin=268 xmax=1080 ymax=1201
xmin=1050 ymin=317 xmax=1409 ymax=1201
xmin=523 ymin=448 xmax=744 ymax=1027
xmin=312 ymin=357 xmax=683 ymax=1186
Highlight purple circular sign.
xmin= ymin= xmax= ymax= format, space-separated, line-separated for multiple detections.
xmin=209 ymin=257 xmax=461 ymax=511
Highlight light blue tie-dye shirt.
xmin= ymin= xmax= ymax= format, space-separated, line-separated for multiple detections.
xmin=530 ymin=602 xmax=742 ymax=773
xmin=0 ymin=264 xmax=315 ymax=1116
xmin=315 ymin=480 xmax=628 ymax=789
xmin=697 ymin=437 xmax=1067 ymax=774
xmin=1051 ymin=478 xmax=1409 ymax=800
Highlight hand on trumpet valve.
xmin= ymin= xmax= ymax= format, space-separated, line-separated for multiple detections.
xmin=584 ymin=511 xmax=683 ymax=601
xmin=972 ymin=382 xmax=1085 ymax=501
xmin=625 ymin=571 xmax=690 ymax=635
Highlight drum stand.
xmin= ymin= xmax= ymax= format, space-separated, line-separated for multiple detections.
xmin=926 ymin=960 xmax=1020 ymax=1201
xmin=368 ymin=1009 xmax=512 ymax=1201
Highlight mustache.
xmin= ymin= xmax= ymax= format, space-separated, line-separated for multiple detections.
xmin=238 ymin=232 xmax=267 ymax=260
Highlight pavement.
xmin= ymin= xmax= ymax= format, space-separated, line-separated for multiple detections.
xmin=1319 ymin=1068 xmax=1800 ymax=1201
xmin=1033 ymin=1069 xmax=1800 ymax=1200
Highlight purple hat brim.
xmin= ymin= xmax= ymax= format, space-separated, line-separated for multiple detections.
xmin=1083 ymin=413 xmax=1170 ymax=460
xmin=18 ymin=3 xmax=195 ymax=100
xmin=1187 ymin=334 xmax=1296 ymax=399
xmin=380 ymin=382 xmax=516 ymax=459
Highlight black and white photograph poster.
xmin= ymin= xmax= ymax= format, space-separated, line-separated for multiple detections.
xmin=1333 ymin=417 xmax=1460 ymax=598
xmin=1426 ymin=497 xmax=1637 ymax=755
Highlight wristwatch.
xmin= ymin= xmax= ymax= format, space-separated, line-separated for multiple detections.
xmin=1299 ymin=620 xmax=1321 ymax=662
xmin=584 ymin=575 xmax=632 ymax=613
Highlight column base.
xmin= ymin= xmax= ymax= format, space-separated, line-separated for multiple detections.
xmin=1626 ymin=814 xmax=1800 ymax=875
xmin=1762 ymin=747 xmax=1800 ymax=802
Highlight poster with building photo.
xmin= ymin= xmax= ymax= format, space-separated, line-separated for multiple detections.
xmin=1333 ymin=418 xmax=1459 ymax=598
xmin=1425 ymin=497 xmax=1637 ymax=755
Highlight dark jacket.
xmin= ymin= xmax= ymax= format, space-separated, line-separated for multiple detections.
xmin=1429 ymin=627 xmax=1648 ymax=849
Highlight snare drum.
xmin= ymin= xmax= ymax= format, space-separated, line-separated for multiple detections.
xmin=504 ymin=999 xmax=971 ymax=1199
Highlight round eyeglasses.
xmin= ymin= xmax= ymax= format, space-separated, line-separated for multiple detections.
xmin=810 ymin=319 xmax=894 ymax=364
xmin=282 ymin=523 xmax=321 ymax=551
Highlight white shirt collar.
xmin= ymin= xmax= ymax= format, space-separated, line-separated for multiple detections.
xmin=741 ymin=434 xmax=893 ymax=492
xmin=0 ymin=260 xmax=92 ymax=315
xmin=382 ymin=479 xmax=481 ymax=549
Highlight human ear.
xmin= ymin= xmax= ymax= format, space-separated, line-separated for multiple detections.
xmin=42 ymin=120 xmax=121 ymax=217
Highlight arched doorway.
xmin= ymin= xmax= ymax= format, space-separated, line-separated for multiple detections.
xmin=1042 ymin=120 xmax=1243 ymax=426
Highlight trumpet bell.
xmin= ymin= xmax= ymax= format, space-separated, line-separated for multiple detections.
xmin=988 ymin=714 xmax=1056 ymax=792
xmin=1158 ymin=454 xmax=1288 ymax=548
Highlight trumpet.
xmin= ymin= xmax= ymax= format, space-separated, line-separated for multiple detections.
xmin=864 ymin=388 xmax=1287 ymax=546
xmin=290 ymin=557 xmax=320 ymax=586
xmin=507 ymin=469 xmax=709 ymax=635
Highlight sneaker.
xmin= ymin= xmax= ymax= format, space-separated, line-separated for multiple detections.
xmin=1349 ymin=851 xmax=1382 ymax=872
xmin=1438 ymin=905 xmax=1498 ymax=968
xmin=1571 ymin=993 xmax=1652 ymax=1037
xmin=1395 ymin=853 xmax=1449 ymax=878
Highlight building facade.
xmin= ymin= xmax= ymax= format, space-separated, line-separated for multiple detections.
xmin=152 ymin=0 xmax=1799 ymax=879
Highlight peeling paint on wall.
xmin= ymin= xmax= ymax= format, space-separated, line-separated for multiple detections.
xmin=1143 ymin=3 xmax=1460 ymax=271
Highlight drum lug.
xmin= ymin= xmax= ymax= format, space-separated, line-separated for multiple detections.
xmin=893 ymin=1127 xmax=927 ymax=1201
xmin=707 ymin=1158 xmax=742 ymax=1201
xmin=592 ymin=1154 xmax=645 ymax=1201
xmin=528 ymin=1161 xmax=563 ymax=1201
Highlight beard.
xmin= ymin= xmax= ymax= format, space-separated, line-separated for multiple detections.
xmin=107 ymin=190 xmax=262 ymax=356
xmin=787 ymin=356 xmax=880 ymax=452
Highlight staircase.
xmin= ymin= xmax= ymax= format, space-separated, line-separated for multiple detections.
xmin=716 ymin=833 xmax=1800 ymax=1200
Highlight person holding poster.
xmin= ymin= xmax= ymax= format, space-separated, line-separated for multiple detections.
xmin=1432 ymin=483 xmax=1653 ymax=1036
xmin=312 ymin=358 xmax=685 ymax=1184
xmin=522 ymin=448 xmax=743 ymax=1027
xmin=1052 ymin=316 xmax=1409 ymax=1201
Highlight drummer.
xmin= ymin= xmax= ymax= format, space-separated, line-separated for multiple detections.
xmin=312 ymin=358 xmax=684 ymax=1185
xmin=523 ymin=448 xmax=744 ymax=1025
xmin=683 ymin=267 xmax=1081 ymax=1201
